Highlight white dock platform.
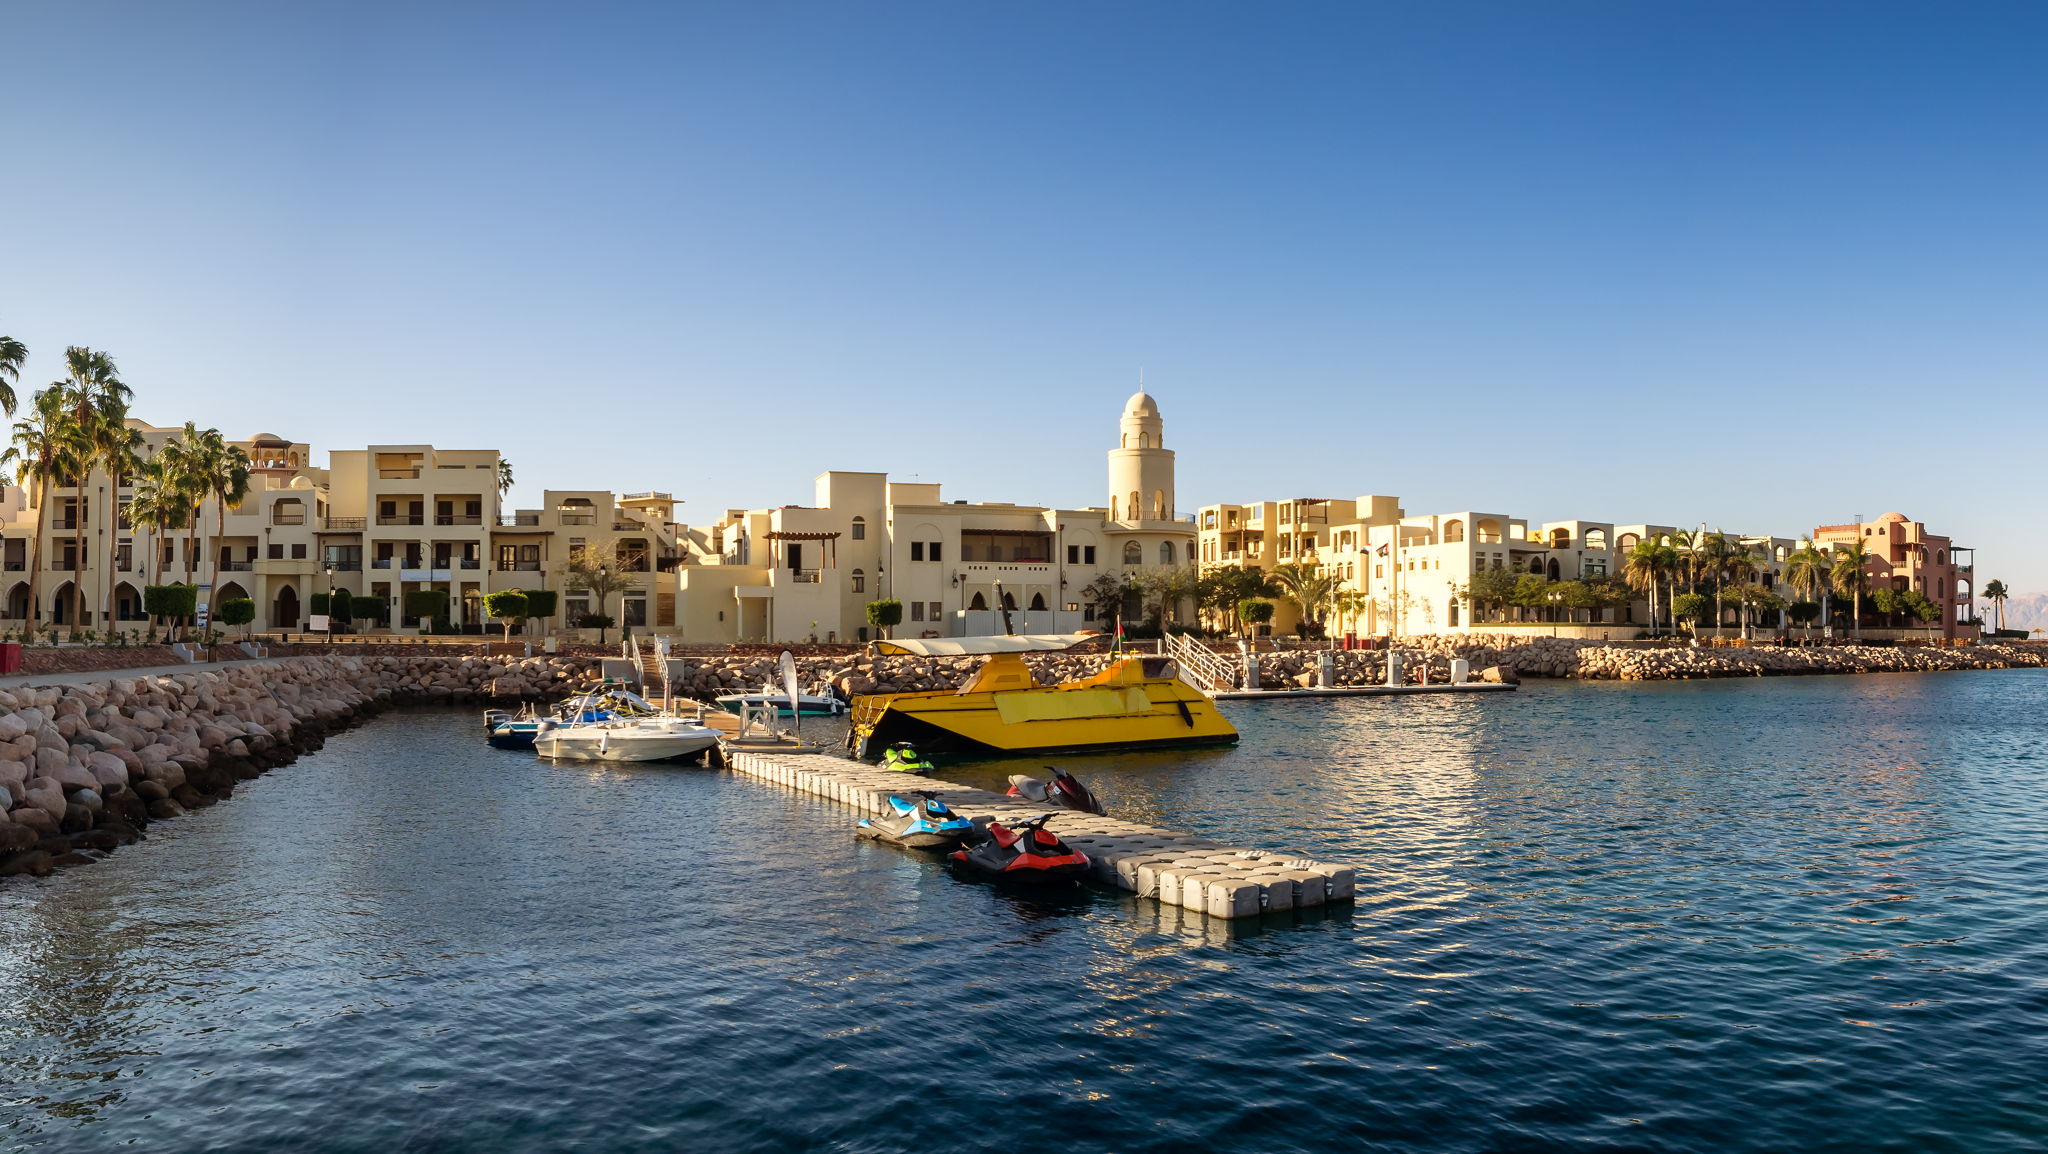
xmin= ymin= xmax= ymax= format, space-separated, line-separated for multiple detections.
xmin=725 ymin=750 xmax=1355 ymax=920
xmin=1213 ymin=682 xmax=1518 ymax=701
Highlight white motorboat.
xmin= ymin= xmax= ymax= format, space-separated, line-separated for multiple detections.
xmin=532 ymin=714 xmax=722 ymax=763
xmin=712 ymin=686 xmax=846 ymax=717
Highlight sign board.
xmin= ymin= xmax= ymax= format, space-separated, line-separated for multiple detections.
xmin=309 ymin=615 xmax=331 ymax=633
xmin=195 ymin=583 xmax=213 ymax=628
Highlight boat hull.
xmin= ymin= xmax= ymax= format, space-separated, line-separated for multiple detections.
xmin=851 ymin=656 xmax=1238 ymax=758
xmin=533 ymin=721 xmax=721 ymax=763
xmin=713 ymin=694 xmax=844 ymax=718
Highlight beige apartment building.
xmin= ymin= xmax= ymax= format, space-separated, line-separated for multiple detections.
xmin=1197 ymin=495 xmax=1830 ymax=637
xmin=670 ymin=392 xmax=1200 ymax=643
xmin=0 ymin=426 xmax=678 ymax=635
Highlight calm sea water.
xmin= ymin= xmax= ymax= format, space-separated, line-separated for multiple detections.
xmin=3 ymin=672 xmax=2045 ymax=1153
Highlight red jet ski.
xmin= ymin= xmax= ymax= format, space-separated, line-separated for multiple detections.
xmin=949 ymin=814 xmax=1091 ymax=885
xmin=1006 ymin=767 xmax=1107 ymax=816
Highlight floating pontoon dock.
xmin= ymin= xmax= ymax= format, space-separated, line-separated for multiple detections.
xmin=725 ymin=750 xmax=1355 ymax=919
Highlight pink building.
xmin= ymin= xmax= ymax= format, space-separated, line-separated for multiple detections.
xmin=1813 ymin=513 xmax=1974 ymax=638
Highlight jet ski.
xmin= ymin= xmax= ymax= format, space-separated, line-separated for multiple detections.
xmin=879 ymin=742 xmax=936 ymax=773
xmin=857 ymin=791 xmax=976 ymax=850
xmin=1005 ymin=767 xmax=1107 ymax=815
xmin=948 ymin=813 xmax=1091 ymax=885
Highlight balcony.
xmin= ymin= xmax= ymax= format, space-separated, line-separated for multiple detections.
xmin=378 ymin=468 xmax=421 ymax=479
xmin=558 ymin=514 xmax=595 ymax=525
xmin=497 ymin=514 xmax=540 ymax=527
xmin=459 ymin=559 xmax=481 ymax=569
xmin=327 ymin=561 xmax=363 ymax=572
xmin=497 ymin=561 xmax=542 ymax=572
xmin=323 ymin=517 xmax=367 ymax=531
xmin=220 ymin=561 xmax=253 ymax=572
xmin=376 ymin=515 xmax=424 ymax=526
xmin=434 ymin=515 xmax=483 ymax=526
xmin=271 ymin=513 xmax=306 ymax=526
xmin=960 ymin=562 xmax=1053 ymax=576
xmin=3 ymin=561 xmax=22 ymax=571
xmin=371 ymin=558 xmax=395 ymax=569
xmin=788 ymin=569 xmax=822 ymax=584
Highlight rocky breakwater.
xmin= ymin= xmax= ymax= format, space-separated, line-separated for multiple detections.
xmin=0 ymin=654 xmax=602 ymax=881
xmin=1359 ymin=635 xmax=2048 ymax=681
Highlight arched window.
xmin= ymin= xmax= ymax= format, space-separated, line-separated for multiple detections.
xmin=1585 ymin=528 xmax=1607 ymax=550
xmin=1001 ymin=591 xmax=1017 ymax=610
xmin=1152 ymin=490 xmax=1167 ymax=519
xmin=1128 ymin=492 xmax=1141 ymax=521
xmin=850 ymin=516 xmax=865 ymax=541
xmin=1547 ymin=558 xmax=1560 ymax=580
xmin=1029 ymin=593 xmax=1047 ymax=611
xmin=1160 ymin=541 xmax=1175 ymax=565
xmin=1550 ymin=527 xmax=1572 ymax=549
xmin=1109 ymin=496 xmax=1119 ymax=520
xmin=1530 ymin=558 xmax=1545 ymax=574
xmin=1476 ymin=518 xmax=1502 ymax=544
xmin=1443 ymin=519 xmax=1464 ymax=543
xmin=969 ymin=592 xmax=987 ymax=610
xmin=851 ymin=568 xmax=865 ymax=593
xmin=1618 ymin=533 xmax=1640 ymax=551
xmin=1123 ymin=541 xmax=1142 ymax=565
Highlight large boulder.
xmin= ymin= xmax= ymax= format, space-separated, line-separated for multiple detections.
xmin=23 ymin=778 xmax=67 ymax=822
xmin=86 ymin=751 xmax=130 ymax=789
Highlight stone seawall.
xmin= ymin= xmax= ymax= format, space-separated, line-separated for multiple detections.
xmin=0 ymin=655 xmax=603 ymax=880
xmin=674 ymin=638 xmax=2048 ymax=696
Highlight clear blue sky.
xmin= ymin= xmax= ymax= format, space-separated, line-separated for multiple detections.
xmin=5 ymin=2 xmax=2044 ymax=589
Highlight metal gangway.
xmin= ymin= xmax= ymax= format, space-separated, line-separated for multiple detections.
xmin=1162 ymin=631 xmax=1239 ymax=696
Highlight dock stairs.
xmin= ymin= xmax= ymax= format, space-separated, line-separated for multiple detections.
xmin=1163 ymin=631 xmax=1238 ymax=695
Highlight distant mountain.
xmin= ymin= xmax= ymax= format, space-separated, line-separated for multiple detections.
xmin=1995 ymin=592 xmax=2048 ymax=634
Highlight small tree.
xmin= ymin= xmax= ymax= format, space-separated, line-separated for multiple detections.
xmin=144 ymin=584 xmax=198 ymax=640
xmin=576 ymin=612 xmax=615 ymax=641
xmin=350 ymin=595 xmax=386 ymax=628
xmin=310 ymin=593 xmax=331 ymax=616
xmin=482 ymin=590 xmax=529 ymax=642
xmin=521 ymin=589 xmax=558 ymax=636
xmin=329 ymin=587 xmax=354 ymax=629
xmin=866 ymin=598 xmax=903 ymax=640
xmin=402 ymin=589 xmax=449 ymax=628
xmin=217 ymin=597 xmax=256 ymax=638
xmin=562 ymin=545 xmax=636 ymax=637
xmin=1236 ymin=598 xmax=1275 ymax=637
xmin=1670 ymin=592 xmax=1712 ymax=636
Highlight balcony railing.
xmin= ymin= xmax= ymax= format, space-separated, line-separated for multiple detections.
xmin=376 ymin=515 xmax=424 ymax=526
xmin=497 ymin=514 xmax=540 ymax=527
xmin=328 ymin=561 xmax=363 ymax=572
xmin=558 ymin=514 xmax=595 ymax=525
xmin=434 ymin=515 xmax=483 ymax=526
xmin=378 ymin=468 xmax=421 ymax=479
xmin=220 ymin=561 xmax=253 ymax=572
xmin=323 ymin=517 xmax=367 ymax=531
xmin=788 ymin=569 xmax=822 ymax=583
xmin=371 ymin=558 xmax=394 ymax=569
xmin=3 ymin=561 xmax=22 ymax=571
xmin=459 ymin=559 xmax=480 ymax=569
xmin=271 ymin=513 xmax=306 ymax=526
xmin=497 ymin=561 xmax=542 ymax=572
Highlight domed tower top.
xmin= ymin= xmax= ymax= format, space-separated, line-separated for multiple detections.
xmin=1120 ymin=391 xmax=1163 ymax=449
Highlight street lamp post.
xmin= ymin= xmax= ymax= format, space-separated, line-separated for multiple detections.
xmin=324 ymin=565 xmax=335 ymax=645
xmin=598 ymin=565 xmax=610 ymax=645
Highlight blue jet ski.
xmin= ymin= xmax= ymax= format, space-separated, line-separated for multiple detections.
xmin=856 ymin=791 xmax=976 ymax=850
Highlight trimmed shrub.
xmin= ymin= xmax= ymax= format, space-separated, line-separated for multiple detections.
xmin=143 ymin=584 xmax=198 ymax=621
xmin=350 ymin=595 xmax=387 ymax=623
xmin=218 ymin=598 xmax=257 ymax=631
xmin=402 ymin=589 xmax=450 ymax=622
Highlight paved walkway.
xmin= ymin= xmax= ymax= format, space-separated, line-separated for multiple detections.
xmin=0 ymin=656 xmax=286 ymax=690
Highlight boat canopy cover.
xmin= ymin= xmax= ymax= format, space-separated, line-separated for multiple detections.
xmin=871 ymin=633 xmax=1097 ymax=657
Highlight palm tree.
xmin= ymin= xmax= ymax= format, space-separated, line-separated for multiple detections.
xmin=84 ymin=401 xmax=144 ymax=629
xmin=149 ymin=424 xmax=213 ymax=634
xmin=1669 ymin=529 xmax=1700 ymax=593
xmin=127 ymin=456 xmax=189 ymax=633
xmin=1782 ymin=542 xmax=1831 ymax=640
xmin=0 ymin=389 xmax=85 ymax=628
xmin=1267 ymin=561 xmax=1341 ymax=637
xmin=49 ymin=347 xmax=129 ymax=632
xmin=1723 ymin=544 xmax=1766 ymax=638
xmin=0 ymin=334 xmax=25 ymax=418
xmin=1696 ymin=530 xmax=1740 ymax=639
xmin=1623 ymin=540 xmax=1667 ymax=635
xmin=497 ymin=458 xmax=514 ymax=501
xmin=1831 ymin=539 xmax=1873 ymax=641
xmin=1981 ymin=578 xmax=2009 ymax=633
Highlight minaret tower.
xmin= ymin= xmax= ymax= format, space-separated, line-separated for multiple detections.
xmin=1108 ymin=391 xmax=1175 ymax=524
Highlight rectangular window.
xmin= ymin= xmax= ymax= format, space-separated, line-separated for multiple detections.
xmin=910 ymin=602 xmax=925 ymax=621
xmin=1067 ymin=545 xmax=1079 ymax=564
xmin=268 ymin=543 xmax=284 ymax=559
xmin=1065 ymin=602 xmax=1079 ymax=612
xmin=851 ymin=574 xmax=865 ymax=593
xmin=623 ymin=598 xmax=646 ymax=627
xmin=1084 ymin=546 xmax=1096 ymax=565
xmin=929 ymin=601 xmax=942 ymax=621
xmin=291 ymin=543 xmax=307 ymax=559
xmin=910 ymin=542 xmax=924 ymax=562
xmin=851 ymin=521 xmax=865 ymax=540
xmin=930 ymin=543 xmax=942 ymax=563
xmin=566 ymin=597 xmax=589 ymax=620
xmin=1083 ymin=605 xmax=1096 ymax=621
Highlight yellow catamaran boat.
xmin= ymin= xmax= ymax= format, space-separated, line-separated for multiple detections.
xmin=849 ymin=634 xmax=1238 ymax=758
